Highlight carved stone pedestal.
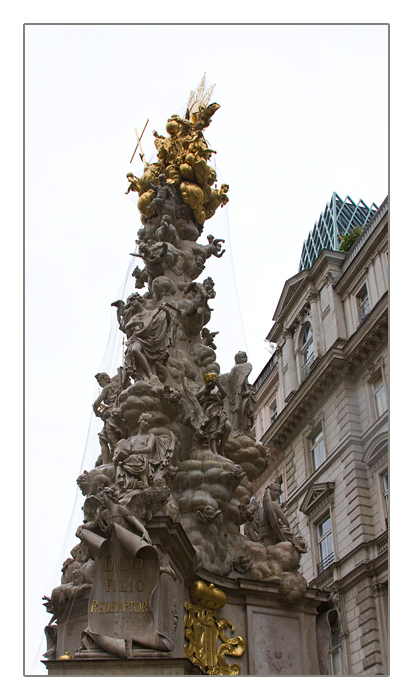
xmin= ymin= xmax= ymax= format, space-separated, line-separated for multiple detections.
xmin=44 ymin=516 xmax=328 ymax=676
xmin=204 ymin=576 xmax=328 ymax=675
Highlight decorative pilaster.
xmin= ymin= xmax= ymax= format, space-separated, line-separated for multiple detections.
xmin=275 ymin=347 xmax=285 ymax=407
xmin=307 ymin=290 xmax=324 ymax=357
xmin=282 ymin=328 xmax=298 ymax=401
xmin=294 ymin=347 xmax=302 ymax=383
xmin=366 ymin=264 xmax=379 ymax=308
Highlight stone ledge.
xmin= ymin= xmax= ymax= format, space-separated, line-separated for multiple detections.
xmin=42 ymin=657 xmax=202 ymax=676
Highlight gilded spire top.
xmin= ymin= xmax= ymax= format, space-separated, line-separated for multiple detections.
xmin=127 ymin=76 xmax=228 ymax=226
xmin=186 ymin=73 xmax=216 ymax=121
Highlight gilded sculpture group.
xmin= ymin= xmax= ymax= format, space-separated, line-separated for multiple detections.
xmin=125 ymin=101 xmax=229 ymax=227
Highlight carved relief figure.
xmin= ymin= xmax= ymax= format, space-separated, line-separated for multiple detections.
xmin=42 ymin=567 xmax=92 ymax=626
xmin=146 ymin=173 xmax=176 ymax=219
xmin=131 ymin=264 xmax=148 ymax=289
xmin=77 ymin=463 xmax=115 ymax=497
xmin=181 ymin=277 xmax=215 ymax=335
xmin=201 ymin=327 xmax=219 ymax=350
xmin=77 ymin=485 xmax=151 ymax=543
xmin=134 ymin=242 xmax=168 ymax=294
xmin=155 ymin=214 xmax=179 ymax=246
xmin=205 ymin=235 xmax=225 ymax=259
xmin=196 ymin=504 xmax=222 ymax=524
xmin=241 ymin=498 xmax=262 ymax=542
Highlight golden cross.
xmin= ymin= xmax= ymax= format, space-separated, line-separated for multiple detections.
xmin=130 ymin=118 xmax=149 ymax=165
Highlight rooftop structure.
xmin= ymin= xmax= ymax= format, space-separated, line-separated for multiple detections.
xmin=299 ymin=193 xmax=378 ymax=271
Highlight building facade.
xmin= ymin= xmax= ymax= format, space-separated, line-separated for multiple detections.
xmin=252 ymin=196 xmax=388 ymax=675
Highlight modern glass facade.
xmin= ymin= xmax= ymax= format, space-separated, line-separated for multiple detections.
xmin=299 ymin=193 xmax=378 ymax=271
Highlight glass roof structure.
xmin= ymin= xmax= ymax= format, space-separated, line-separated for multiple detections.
xmin=298 ymin=193 xmax=378 ymax=271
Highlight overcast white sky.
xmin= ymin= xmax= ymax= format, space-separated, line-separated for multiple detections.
xmin=26 ymin=20 xmax=389 ymax=675
xmin=6 ymin=4 xmax=409 ymax=691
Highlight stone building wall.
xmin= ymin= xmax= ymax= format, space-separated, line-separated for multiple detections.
xmin=252 ymin=197 xmax=388 ymax=675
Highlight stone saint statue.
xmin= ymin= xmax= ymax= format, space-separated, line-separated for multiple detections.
xmin=113 ymin=413 xmax=156 ymax=490
xmin=221 ymin=351 xmax=255 ymax=435
xmin=196 ymin=373 xmax=232 ymax=455
xmin=261 ymin=482 xmax=295 ymax=546
xmin=93 ymin=371 xmax=124 ymax=464
xmin=118 ymin=294 xmax=173 ymax=382
xmin=244 ymin=481 xmax=307 ymax=553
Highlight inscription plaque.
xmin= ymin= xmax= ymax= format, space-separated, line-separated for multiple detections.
xmin=79 ymin=523 xmax=174 ymax=658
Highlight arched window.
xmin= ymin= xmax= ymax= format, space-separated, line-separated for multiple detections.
xmin=301 ymin=323 xmax=315 ymax=379
xmin=328 ymin=609 xmax=342 ymax=675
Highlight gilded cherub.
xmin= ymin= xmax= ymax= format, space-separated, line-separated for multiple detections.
xmin=125 ymin=172 xmax=141 ymax=195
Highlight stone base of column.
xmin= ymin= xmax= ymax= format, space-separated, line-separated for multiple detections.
xmin=43 ymin=516 xmax=329 ymax=676
xmin=42 ymin=655 xmax=202 ymax=676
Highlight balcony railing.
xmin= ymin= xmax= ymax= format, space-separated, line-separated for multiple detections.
xmin=358 ymin=300 xmax=371 ymax=325
xmin=301 ymin=352 xmax=316 ymax=380
xmin=317 ymin=551 xmax=335 ymax=575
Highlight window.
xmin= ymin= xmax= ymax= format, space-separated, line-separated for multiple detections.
xmin=357 ymin=284 xmax=371 ymax=325
xmin=373 ymin=373 xmax=387 ymax=418
xmin=301 ymin=324 xmax=315 ymax=379
xmin=316 ymin=514 xmax=334 ymax=574
xmin=311 ymin=428 xmax=325 ymax=470
xmin=382 ymin=471 xmax=388 ymax=515
xmin=270 ymin=401 xmax=278 ymax=422
xmin=328 ymin=610 xmax=342 ymax=676
xmin=279 ymin=478 xmax=285 ymax=504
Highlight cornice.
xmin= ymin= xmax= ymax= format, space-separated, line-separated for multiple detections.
xmin=308 ymin=529 xmax=388 ymax=591
xmin=334 ymin=204 xmax=388 ymax=294
xmin=260 ymin=298 xmax=388 ymax=451
xmin=261 ymin=352 xmax=346 ymax=449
